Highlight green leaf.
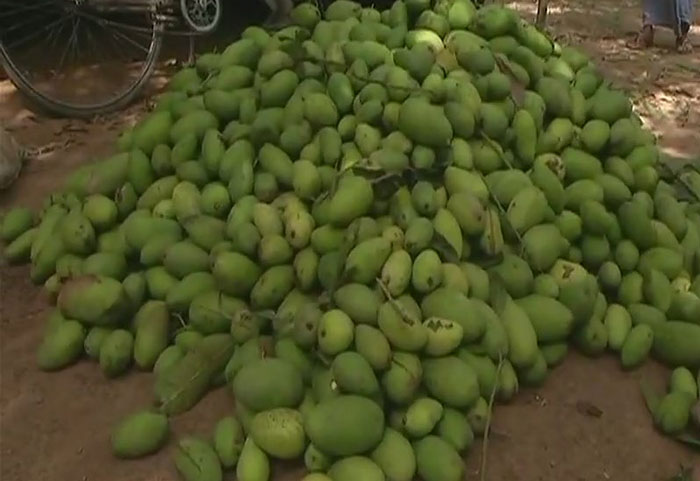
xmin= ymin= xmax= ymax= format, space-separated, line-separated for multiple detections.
xmin=487 ymin=271 xmax=510 ymax=315
xmin=431 ymin=231 xmax=460 ymax=264
xmin=253 ymin=309 xmax=277 ymax=323
xmin=674 ymin=434 xmax=700 ymax=450
xmin=639 ymin=379 xmax=661 ymax=415
xmin=280 ymin=40 xmax=306 ymax=64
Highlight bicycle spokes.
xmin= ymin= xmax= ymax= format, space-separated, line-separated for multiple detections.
xmin=0 ymin=0 xmax=162 ymax=114
xmin=181 ymin=0 xmax=221 ymax=33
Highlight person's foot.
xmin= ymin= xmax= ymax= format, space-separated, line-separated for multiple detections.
xmin=676 ymin=34 xmax=693 ymax=53
xmin=627 ymin=25 xmax=654 ymax=49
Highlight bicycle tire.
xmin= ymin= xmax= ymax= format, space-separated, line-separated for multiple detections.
xmin=0 ymin=17 xmax=164 ymax=119
xmin=180 ymin=0 xmax=222 ymax=34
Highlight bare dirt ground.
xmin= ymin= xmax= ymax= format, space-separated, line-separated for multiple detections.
xmin=1 ymin=1 xmax=700 ymax=480
xmin=508 ymin=0 xmax=700 ymax=160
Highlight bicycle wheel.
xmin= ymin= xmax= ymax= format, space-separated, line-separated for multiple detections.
xmin=180 ymin=0 xmax=222 ymax=34
xmin=0 ymin=0 xmax=164 ymax=118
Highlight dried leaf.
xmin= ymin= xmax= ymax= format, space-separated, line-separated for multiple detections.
xmin=368 ymin=172 xmax=404 ymax=198
xmin=575 ymin=400 xmax=603 ymax=418
xmin=494 ymin=55 xmax=526 ymax=106
xmin=468 ymin=252 xmax=504 ymax=270
xmin=354 ymin=156 xmax=383 ymax=172
xmin=480 ymin=206 xmax=504 ymax=257
xmin=435 ymin=49 xmax=458 ymax=72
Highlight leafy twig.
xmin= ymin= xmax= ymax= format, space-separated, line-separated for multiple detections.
xmin=478 ymin=172 xmax=525 ymax=250
xmin=375 ymin=277 xmax=420 ymax=326
xmin=480 ymin=355 xmax=505 ymax=481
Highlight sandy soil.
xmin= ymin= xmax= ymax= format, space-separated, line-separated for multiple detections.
xmin=1 ymin=1 xmax=699 ymax=480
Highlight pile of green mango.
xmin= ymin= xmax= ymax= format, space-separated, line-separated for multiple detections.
xmin=2 ymin=0 xmax=700 ymax=479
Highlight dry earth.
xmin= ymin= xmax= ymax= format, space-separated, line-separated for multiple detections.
xmin=1 ymin=1 xmax=699 ymax=480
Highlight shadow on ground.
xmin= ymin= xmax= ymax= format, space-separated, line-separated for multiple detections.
xmin=508 ymin=0 xmax=700 ymax=158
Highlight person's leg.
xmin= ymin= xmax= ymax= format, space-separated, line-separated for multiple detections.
xmin=676 ymin=21 xmax=692 ymax=52
xmin=628 ymin=0 xmax=656 ymax=49
xmin=263 ymin=0 xmax=293 ymax=28
xmin=628 ymin=23 xmax=654 ymax=48
xmin=674 ymin=0 xmax=693 ymax=52
xmin=639 ymin=23 xmax=655 ymax=46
